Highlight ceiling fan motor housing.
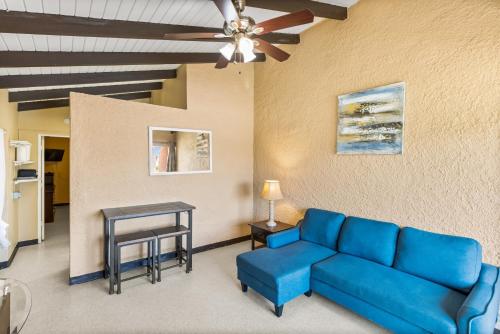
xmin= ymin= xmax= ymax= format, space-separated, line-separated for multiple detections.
xmin=223 ymin=16 xmax=256 ymax=37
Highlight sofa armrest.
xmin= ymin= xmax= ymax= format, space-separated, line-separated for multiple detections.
xmin=266 ymin=227 xmax=300 ymax=249
xmin=457 ymin=264 xmax=500 ymax=334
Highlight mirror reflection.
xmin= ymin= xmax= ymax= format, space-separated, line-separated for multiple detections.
xmin=149 ymin=127 xmax=212 ymax=175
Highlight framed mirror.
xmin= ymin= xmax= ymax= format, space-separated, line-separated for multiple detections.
xmin=149 ymin=127 xmax=212 ymax=175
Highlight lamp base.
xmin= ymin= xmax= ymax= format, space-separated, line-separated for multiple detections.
xmin=266 ymin=220 xmax=277 ymax=228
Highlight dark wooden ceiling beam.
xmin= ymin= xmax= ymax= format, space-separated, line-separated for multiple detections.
xmin=17 ymin=91 xmax=152 ymax=112
xmin=0 ymin=10 xmax=299 ymax=45
xmin=0 ymin=51 xmax=266 ymax=67
xmin=244 ymin=0 xmax=347 ymax=20
xmin=9 ymin=82 xmax=162 ymax=102
xmin=0 ymin=70 xmax=176 ymax=89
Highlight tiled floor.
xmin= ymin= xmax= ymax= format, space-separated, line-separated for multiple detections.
xmin=2 ymin=206 xmax=388 ymax=333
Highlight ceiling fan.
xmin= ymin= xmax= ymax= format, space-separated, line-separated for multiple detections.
xmin=163 ymin=0 xmax=314 ymax=69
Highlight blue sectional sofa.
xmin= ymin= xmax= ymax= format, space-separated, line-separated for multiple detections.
xmin=236 ymin=209 xmax=500 ymax=334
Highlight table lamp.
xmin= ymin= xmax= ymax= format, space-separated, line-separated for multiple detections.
xmin=260 ymin=180 xmax=283 ymax=227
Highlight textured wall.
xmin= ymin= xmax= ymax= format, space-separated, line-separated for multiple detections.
xmin=16 ymin=100 xmax=149 ymax=242
xmin=254 ymin=0 xmax=499 ymax=264
xmin=70 ymin=64 xmax=254 ymax=277
xmin=151 ymin=65 xmax=187 ymax=109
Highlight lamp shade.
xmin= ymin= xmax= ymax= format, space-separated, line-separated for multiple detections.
xmin=260 ymin=180 xmax=283 ymax=201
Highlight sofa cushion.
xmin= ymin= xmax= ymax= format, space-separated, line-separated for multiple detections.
xmin=300 ymin=208 xmax=346 ymax=249
xmin=312 ymin=254 xmax=466 ymax=334
xmin=394 ymin=227 xmax=482 ymax=290
xmin=338 ymin=216 xmax=399 ymax=266
xmin=237 ymin=240 xmax=336 ymax=291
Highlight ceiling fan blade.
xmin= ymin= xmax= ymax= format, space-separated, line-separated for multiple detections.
xmin=254 ymin=38 xmax=290 ymax=62
xmin=253 ymin=9 xmax=314 ymax=35
xmin=213 ymin=0 xmax=241 ymax=25
xmin=164 ymin=32 xmax=226 ymax=40
xmin=215 ymin=55 xmax=230 ymax=69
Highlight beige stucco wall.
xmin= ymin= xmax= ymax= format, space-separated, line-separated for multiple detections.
xmin=15 ymin=100 xmax=148 ymax=242
xmin=151 ymin=65 xmax=187 ymax=109
xmin=0 ymin=90 xmax=19 ymax=262
xmin=70 ymin=63 xmax=254 ymax=277
xmin=254 ymin=0 xmax=500 ymax=264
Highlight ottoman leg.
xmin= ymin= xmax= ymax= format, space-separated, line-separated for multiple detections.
xmin=241 ymin=283 xmax=248 ymax=292
xmin=274 ymin=304 xmax=284 ymax=317
xmin=304 ymin=290 xmax=312 ymax=297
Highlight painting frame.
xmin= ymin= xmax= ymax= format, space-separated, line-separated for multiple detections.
xmin=336 ymin=82 xmax=406 ymax=155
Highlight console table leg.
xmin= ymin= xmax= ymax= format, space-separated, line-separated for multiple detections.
xmin=116 ymin=245 xmax=121 ymax=295
xmin=175 ymin=212 xmax=181 ymax=266
xmin=108 ymin=219 xmax=115 ymax=294
xmin=187 ymin=210 xmax=193 ymax=273
xmin=104 ymin=217 xmax=109 ymax=279
xmin=151 ymin=239 xmax=156 ymax=284
xmin=157 ymin=238 xmax=162 ymax=282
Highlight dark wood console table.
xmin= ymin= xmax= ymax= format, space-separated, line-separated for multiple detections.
xmin=102 ymin=201 xmax=195 ymax=294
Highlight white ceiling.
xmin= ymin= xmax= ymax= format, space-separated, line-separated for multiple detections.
xmin=0 ymin=0 xmax=358 ymax=91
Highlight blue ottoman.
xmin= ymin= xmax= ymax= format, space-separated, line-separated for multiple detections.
xmin=236 ymin=228 xmax=336 ymax=317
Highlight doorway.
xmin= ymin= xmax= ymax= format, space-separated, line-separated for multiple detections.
xmin=38 ymin=135 xmax=70 ymax=242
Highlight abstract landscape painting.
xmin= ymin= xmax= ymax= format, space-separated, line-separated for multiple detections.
xmin=337 ymin=82 xmax=405 ymax=154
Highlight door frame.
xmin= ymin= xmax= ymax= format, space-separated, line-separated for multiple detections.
xmin=37 ymin=133 xmax=70 ymax=242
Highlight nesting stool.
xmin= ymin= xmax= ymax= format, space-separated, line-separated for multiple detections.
xmin=114 ymin=230 xmax=157 ymax=294
xmin=152 ymin=225 xmax=191 ymax=282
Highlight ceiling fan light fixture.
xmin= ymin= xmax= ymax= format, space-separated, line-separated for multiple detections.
xmin=237 ymin=36 xmax=256 ymax=63
xmin=252 ymin=27 xmax=265 ymax=35
xmin=220 ymin=43 xmax=236 ymax=60
xmin=238 ymin=36 xmax=254 ymax=54
xmin=242 ymin=49 xmax=256 ymax=63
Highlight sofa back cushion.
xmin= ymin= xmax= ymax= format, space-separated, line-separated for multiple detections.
xmin=394 ymin=227 xmax=482 ymax=290
xmin=300 ymin=209 xmax=346 ymax=250
xmin=338 ymin=216 xmax=400 ymax=266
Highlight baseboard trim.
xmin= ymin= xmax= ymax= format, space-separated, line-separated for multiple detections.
xmin=68 ymin=252 xmax=179 ymax=285
xmin=0 ymin=246 xmax=18 ymax=270
xmin=193 ymin=235 xmax=250 ymax=254
xmin=69 ymin=234 xmax=251 ymax=285
xmin=0 ymin=239 xmax=39 ymax=269
xmin=17 ymin=239 xmax=38 ymax=248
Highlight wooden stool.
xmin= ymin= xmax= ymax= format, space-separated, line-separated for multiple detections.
xmin=114 ymin=230 xmax=156 ymax=294
xmin=152 ymin=225 xmax=191 ymax=282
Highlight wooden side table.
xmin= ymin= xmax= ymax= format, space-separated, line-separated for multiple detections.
xmin=248 ymin=221 xmax=295 ymax=250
